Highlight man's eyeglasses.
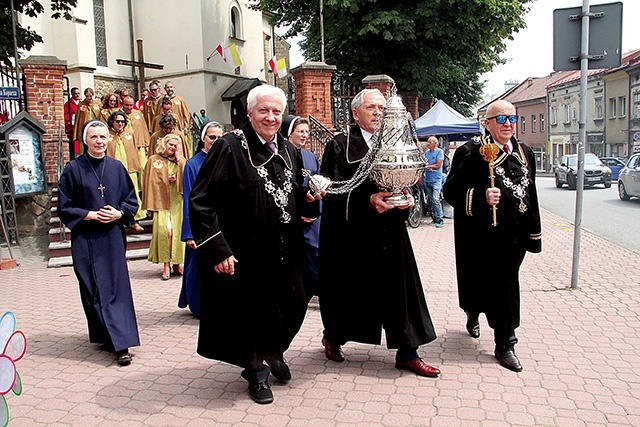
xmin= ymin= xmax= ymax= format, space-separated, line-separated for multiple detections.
xmin=206 ymin=135 xmax=218 ymax=140
xmin=487 ymin=114 xmax=518 ymax=124
xmin=150 ymin=88 xmax=159 ymax=92
xmin=114 ymin=120 xmax=126 ymax=124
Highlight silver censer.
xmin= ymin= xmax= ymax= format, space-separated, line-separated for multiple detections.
xmin=305 ymin=92 xmax=426 ymax=206
xmin=369 ymin=95 xmax=427 ymax=206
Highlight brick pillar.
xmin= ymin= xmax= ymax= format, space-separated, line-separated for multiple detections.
xmin=291 ymin=61 xmax=336 ymax=129
xmin=362 ymin=74 xmax=395 ymax=99
xmin=20 ymin=55 xmax=68 ymax=185
xmin=400 ymin=90 xmax=422 ymax=120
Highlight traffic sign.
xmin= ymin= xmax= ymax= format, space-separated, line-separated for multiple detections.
xmin=0 ymin=87 xmax=20 ymax=100
xmin=553 ymin=2 xmax=622 ymax=71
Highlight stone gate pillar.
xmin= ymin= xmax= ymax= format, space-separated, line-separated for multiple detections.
xmin=362 ymin=74 xmax=395 ymax=99
xmin=17 ymin=55 xmax=67 ymax=235
xmin=400 ymin=90 xmax=422 ymax=120
xmin=291 ymin=61 xmax=336 ymax=129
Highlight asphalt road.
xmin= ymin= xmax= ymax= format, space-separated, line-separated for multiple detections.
xmin=536 ymin=176 xmax=640 ymax=255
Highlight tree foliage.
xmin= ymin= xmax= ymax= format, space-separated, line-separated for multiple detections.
xmin=259 ymin=0 xmax=533 ymax=115
xmin=0 ymin=0 xmax=77 ymax=68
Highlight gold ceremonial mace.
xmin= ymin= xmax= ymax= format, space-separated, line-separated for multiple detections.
xmin=479 ymin=143 xmax=500 ymax=226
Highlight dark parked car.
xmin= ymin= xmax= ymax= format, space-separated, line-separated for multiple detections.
xmin=618 ymin=153 xmax=640 ymax=201
xmin=600 ymin=157 xmax=626 ymax=181
xmin=554 ymin=153 xmax=612 ymax=190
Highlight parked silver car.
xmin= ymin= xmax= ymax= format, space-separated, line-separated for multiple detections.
xmin=618 ymin=153 xmax=640 ymax=201
xmin=554 ymin=153 xmax=612 ymax=190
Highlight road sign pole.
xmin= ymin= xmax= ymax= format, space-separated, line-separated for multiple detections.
xmin=571 ymin=0 xmax=591 ymax=290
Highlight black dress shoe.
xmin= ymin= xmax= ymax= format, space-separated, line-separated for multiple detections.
xmin=116 ymin=349 xmax=132 ymax=366
xmin=265 ymin=357 xmax=291 ymax=383
xmin=248 ymin=380 xmax=274 ymax=404
xmin=322 ymin=336 xmax=345 ymax=362
xmin=494 ymin=348 xmax=523 ymax=372
xmin=465 ymin=311 xmax=480 ymax=338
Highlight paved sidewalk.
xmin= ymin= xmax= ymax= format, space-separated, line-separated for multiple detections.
xmin=1 ymin=209 xmax=640 ymax=426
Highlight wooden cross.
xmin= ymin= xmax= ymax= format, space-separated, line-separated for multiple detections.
xmin=116 ymin=40 xmax=164 ymax=96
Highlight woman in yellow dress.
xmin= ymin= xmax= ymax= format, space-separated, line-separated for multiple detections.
xmin=142 ymin=134 xmax=186 ymax=280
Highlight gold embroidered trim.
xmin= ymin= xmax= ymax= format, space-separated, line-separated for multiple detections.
xmin=466 ymin=188 xmax=474 ymax=217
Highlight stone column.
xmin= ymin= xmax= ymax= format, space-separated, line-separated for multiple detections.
xmin=362 ymin=74 xmax=395 ymax=99
xmin=291 ymin=61 xmax=336 ymax=129
xmin=20 ymin=55 xmax=68 ymax=184
xmin=400 ymin=90 xmax=422 ymax=120
xmin=18 ymin=55 xmax=67 ymax=235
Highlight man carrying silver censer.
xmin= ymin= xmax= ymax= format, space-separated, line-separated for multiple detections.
xmin=312 ymin=87 xmax=440 ymax=377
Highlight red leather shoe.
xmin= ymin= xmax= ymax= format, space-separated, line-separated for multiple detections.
xmin=322 ymin=336 xmax=345 ymax=362
xmin=395 ymin=357 xmax=440 ymax=377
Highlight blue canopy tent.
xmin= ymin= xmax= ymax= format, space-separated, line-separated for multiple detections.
xmin=414 ymin=100 xmax=481 ymax=141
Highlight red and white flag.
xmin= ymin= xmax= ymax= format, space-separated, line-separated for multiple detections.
xmin=268 ymin=56 xmax=288 ymax=78
xmin=216 ymin=42 xmax=227 ymax=62
xmin=268 ymin=55 xmax=278 ymax=77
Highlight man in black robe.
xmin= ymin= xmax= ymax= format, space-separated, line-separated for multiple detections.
xmin=189 ymin=85 xmax=315 ymax=404
xmin=318 ymin=88 xmax=440 ymax=378
xmin=443 ymin=100 xmax=542 ymax=372
xmin=57 ymin=120 xmax=140 ymax=366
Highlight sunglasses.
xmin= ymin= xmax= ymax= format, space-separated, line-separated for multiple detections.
xmin=487 ymin=114 xmax=518 ymax=124
xmin=114 ymin=120 xmax=126 ymax=123
xmin=206 ymin=135 xmax=218 ymax=140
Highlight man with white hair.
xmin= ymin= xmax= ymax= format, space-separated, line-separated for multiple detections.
xmin=189 ymin=84 xmax=317 ymax=404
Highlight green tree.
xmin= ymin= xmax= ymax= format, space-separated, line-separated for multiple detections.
xmin=259 ymin=0 xmax=532 ymax=115
xmin=0 ymin=0 xmax=77 ymax=68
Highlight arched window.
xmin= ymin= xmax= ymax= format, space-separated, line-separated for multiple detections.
xmin=230 ymin=5 xmax=242 ymax=39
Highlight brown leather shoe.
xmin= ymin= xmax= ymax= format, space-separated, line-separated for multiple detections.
xmin=322 ymin=336 xmax=344 ymax=362
xmin=130 ymin=222 xmax=145 ymax=233
xmin=395 ymin=357 xmax=440 ymax=377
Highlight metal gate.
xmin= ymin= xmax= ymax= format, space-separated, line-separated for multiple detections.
xmin=1 ymin=66 xmax=25 ymax=124
xmin=331 ymin=71 xmax=361 ymax=133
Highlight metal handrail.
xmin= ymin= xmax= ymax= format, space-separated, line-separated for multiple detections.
xmin=308 ymin=115 xmax=335 ymax=162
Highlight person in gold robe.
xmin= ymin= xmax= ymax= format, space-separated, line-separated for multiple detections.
xmin=99 ymin=93 xmax=120 ymax=123
xmin=143 ymin=133 xmax=186 ymax=280
xmin=122 ymin=95 xmax=150 ymax=176
xmin=149 ymin=113 xmax=190 ymax=159
xmin=143 ymin=80 xmax=163 ymax=130
xmin=72 ymin=88 xmax=102 ymax=155
xmin=106 ymin=111 xmax=146 ymax=231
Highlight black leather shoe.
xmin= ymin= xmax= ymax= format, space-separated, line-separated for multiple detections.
xmin=265 ymin=357 xmax=291 ymax=383
xmin=116 ymin=349 xmax=132 ymax=366
xmin=465 ymin=311 xmax=480 ymax=338
xmin=495 ymin=348 xmax=523 ymax=372
xmin=322 ymin=336 xmax=345 ymax=362
xmin=248 ymin=381 xmax=274 ymax=404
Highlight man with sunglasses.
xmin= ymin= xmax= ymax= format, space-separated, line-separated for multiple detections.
xmin=143 ymin=81 xmax=163 ymax=130
xmin=443 ymin=100 xmax=542 ymax=373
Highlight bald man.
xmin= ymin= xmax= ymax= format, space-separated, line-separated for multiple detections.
xmin=443 ymin=100 xmax=542 ymax=372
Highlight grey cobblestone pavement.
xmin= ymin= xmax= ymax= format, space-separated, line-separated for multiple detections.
xmin=1 ymin=208 xmax=639 ymax=426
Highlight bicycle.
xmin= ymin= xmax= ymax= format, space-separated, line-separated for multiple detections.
xmin=407 ymin=182 xmax=425 ymax=228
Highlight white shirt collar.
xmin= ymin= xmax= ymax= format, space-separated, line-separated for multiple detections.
xmin=361 ymin=129 xmax=374 ymax=147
